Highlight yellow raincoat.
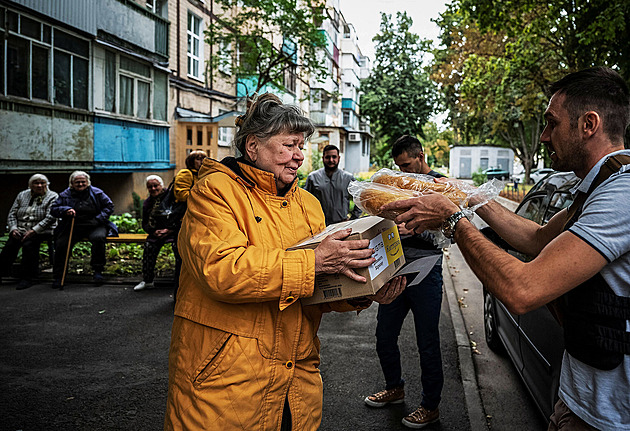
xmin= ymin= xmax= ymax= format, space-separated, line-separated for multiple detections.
xmin=165 ymin=157 xmax=369 ymax=430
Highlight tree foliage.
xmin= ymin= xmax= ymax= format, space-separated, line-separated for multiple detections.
xmin=361 ymin=12 xmax=437 ymax=165
xmin=207 ymin=0 xmax=328 ymax=96
xmin=432 ymin=0 xmax=630 ymax=181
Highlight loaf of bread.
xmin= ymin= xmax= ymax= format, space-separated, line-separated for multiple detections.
xmin=356 ymin=184 xmax=416 ymax=219
xmin=372 ymin=173 xmax=468 ymax=206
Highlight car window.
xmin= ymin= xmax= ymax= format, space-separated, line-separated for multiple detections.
xmin=516 ymin=194 xmax=546 ymax=225
xmin=544 ymin=192 xmax=573 ymax=224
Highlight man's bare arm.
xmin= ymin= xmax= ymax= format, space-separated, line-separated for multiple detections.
xmin=454 ymin=218 xmax=606 ymax=314
xmin=474 ymin=200 xmax=569 ymax=256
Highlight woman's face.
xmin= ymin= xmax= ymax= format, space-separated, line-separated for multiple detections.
xmin=248 ymin=132 xmax=305 ymax=192
xmin=146 ymin=179 xmax=163 ymax=198
xmin=30 ymin=179 xmax=48 ymax=196
xmin=71 ymin=176 xmax=89 ymax=192
xmin=193 ymin=157 xmax=204 ymax=171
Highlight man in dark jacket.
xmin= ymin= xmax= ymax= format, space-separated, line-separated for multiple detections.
xmin=364 ymin=135 xmax=445 ymax=429
xmin=133 ymin=175 xmax=181 ymax=292
xmin=50 ymin=171 xmax=118 ymax=288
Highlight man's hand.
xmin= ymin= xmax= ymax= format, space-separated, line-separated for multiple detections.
xmin=368 ymin=276 xmax=406 ymax=304
xmin=397 ymin=223 xmax=414 ymax=236
xmin=380 ymin=192 xmax=460 ymax=234
xmin=154 ymin=229 xmax=170 ymax=238
xmin=65 ymin=209 xmax=76 ymax=217
xmin=314 ymin=228 xmax=376 ymax=282
xmin=10 ymin=229 xmax=22 ymax=240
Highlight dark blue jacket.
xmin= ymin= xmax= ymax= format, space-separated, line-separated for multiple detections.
xmin=51 ymin=186 xmax=119 ymax=237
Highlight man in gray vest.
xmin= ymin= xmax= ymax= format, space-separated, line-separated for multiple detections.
xmin=382 ymin=67 xmax=630 ymax=430
xmin=305 ymin=144 xmax=362 ymax=225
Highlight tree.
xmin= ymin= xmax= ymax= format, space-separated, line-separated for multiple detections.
xmin=432 ymin=0 xmax=630 ymax=182
xmin=207 ymin=0 xmax=328 ymax=96
xmin=420 ymin=122 xmax=452 ymax=169
xmin=361 ymin=12 xmax=437 ymax=165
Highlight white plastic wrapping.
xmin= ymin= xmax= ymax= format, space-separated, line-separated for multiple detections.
xmin=348 ymin=168 xmax=504 ymax=247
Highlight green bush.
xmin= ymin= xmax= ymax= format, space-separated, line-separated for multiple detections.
xmin=472 ymin=168 xmax=487 ymax=187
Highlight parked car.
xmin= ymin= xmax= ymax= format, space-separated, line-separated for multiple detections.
xmin=483 ymin=167 xmax=510 ymax=181
xmin=513 ymin=168 xmax=556 ymax=185
xmin=529 ymin=168 xmax=556 ymax=184
xmin=482 ymin=171 xmax=580 ymax=420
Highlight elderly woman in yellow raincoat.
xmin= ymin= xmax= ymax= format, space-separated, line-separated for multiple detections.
xmin=164 ymin=93 xmax=406 ymax=430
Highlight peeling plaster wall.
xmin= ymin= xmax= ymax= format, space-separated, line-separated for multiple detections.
xmin=0 ymin=111 xmax=93 ymax=171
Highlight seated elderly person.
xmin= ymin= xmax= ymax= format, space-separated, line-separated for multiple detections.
xmin=50 ymin=171 xmax=118 ymax=288
xmin=164 ymin=93 xmax=406 ymax=430
xmin=133 ymin=175 xmax=181 ymax=292
xmin=0 ymin=174 xmax=58 ymax=290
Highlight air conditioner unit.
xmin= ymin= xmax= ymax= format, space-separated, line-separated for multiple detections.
xmin=348 ymin=133 xmax=361 ymax=142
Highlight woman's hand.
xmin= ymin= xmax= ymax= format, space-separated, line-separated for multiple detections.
xmin=368 ymin=276 xmax=407 ymax=304
xmin=65 ymin=208 xmax=76 ymax=217
xmin=314 ymin=228 xmax=376 ymax=282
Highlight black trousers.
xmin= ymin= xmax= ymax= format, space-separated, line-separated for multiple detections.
xmin=53 ymin=225 xmax=108 ymax=279
xmin=0 ymin=232 xmax=52 ymax=280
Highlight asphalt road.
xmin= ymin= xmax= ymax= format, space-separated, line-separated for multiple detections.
xmin=1 ymin=274 xmax=471 ymax=431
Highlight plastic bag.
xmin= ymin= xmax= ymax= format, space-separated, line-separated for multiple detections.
xmin=348 ymin=168 xmax=504 ymax=247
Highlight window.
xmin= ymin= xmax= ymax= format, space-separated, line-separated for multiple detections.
xmin=342 ymin=111 xmax=350 ymax=125
xmin=284 ymin=64 xmax=297 ymax=93
xmin=2 ymin=9 xmax=89 ymax=108
xmin=516 ymin=195 xmax=546 ymax=225
xmin=187 ymin=12 xmax=203 ymax=80
xmin=100 ymin=49 xmax=166 ymax=121
xmin=218 ymin=126 xmax=233 ymax=147
xmin=218 ymin=41 xmax=232 ymax=75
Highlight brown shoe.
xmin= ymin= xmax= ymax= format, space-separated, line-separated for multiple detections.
xmin=402 ymin=406 xmax=439 ymax=428
xmin=364 ymin=386 xmax=405 ymax=407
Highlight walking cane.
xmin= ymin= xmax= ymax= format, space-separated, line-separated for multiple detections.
xmin=61 ymin=215 xmax=75 ymax=287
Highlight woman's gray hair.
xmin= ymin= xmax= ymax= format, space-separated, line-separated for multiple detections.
xmin=234 ymin=93 xmax=315 ymax=155
xmin=28 ymin=173 xmax=50 ymax=188
xmin=69 ymin=170 xmax=91 ymax=187
xmin=146 ymin=174 xmax=164 ymax=187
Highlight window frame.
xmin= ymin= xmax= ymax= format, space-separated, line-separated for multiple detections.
xmin=102 ymin=50 xmax=158 ymax=120
xmin=1 ymin=8 xmax=90 ymax=109
xmin=187 ymin=11 xmax=204 ymax=81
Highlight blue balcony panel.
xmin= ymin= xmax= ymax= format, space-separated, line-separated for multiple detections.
xmin=93 ymin=116 xmax=170 ymax=172
xmin=342 ymin=98 xmax=356 ymax=110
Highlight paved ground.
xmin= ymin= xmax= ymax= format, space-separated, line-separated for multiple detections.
xmin=1 ymin=197 xmax=546 ymax=431
xmin=1 ymin=272 xmax=472 ymax=431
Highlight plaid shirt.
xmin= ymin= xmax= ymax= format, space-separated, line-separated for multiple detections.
xmin=7 ymin=189 xmax=59 ymax=235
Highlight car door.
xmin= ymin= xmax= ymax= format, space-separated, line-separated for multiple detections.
xmin=491 ymin=192 xmax=549 ymax=379
xmin=515 ymin=188 xmax=572 ymax=418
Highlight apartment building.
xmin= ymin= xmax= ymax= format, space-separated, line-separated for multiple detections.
xmin=167 ymin=0 xmax=239 ymax=170
xmin=308 ymin=0 xmax=371 ymax=174
xmin=0 ymin=0 xmax=171 ymax=216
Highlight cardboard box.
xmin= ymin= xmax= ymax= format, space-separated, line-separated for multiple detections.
xmin=290 ymin=216 xmax=405 ymax=305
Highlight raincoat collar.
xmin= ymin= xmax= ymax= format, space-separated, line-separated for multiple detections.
xmin=212 ymin=156 xmax=298 ymax=196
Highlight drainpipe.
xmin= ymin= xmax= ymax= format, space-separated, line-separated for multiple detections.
xmin=176 ymin=0 xmax=181 ymax=107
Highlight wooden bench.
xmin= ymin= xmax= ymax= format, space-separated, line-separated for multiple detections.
xmin=106 ymin=233 xmax=149 ymax=244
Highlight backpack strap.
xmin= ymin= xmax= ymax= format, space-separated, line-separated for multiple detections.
xmin=563 ymin=154 xmax=630 ymax=230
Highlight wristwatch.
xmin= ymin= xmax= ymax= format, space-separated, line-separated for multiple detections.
xmin=441 ymin=211 xmax=467 ymax=240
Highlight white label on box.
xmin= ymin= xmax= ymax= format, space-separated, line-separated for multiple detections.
xmin=368 ymin=233 xmax=387 ymax=279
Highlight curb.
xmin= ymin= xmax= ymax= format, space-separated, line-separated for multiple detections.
xmin=443 ymin=257 xmax=488 ymax=431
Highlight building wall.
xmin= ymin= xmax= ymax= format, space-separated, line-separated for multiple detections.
xmin=167 ymin=0 xmax=237 ymax=170
xmin=449 ymin=145 xmax=514 ymax=179
xmin=0 ymin=0 xmax=172 ymax=221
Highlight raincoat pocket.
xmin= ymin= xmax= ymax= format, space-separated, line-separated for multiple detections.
xmin=193 ymin=329 xmax=233 ymax=387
